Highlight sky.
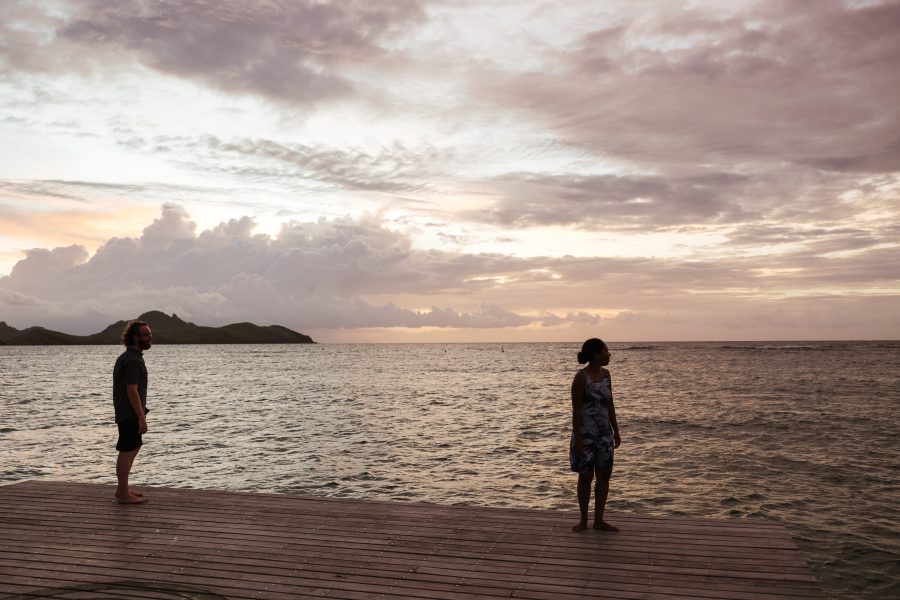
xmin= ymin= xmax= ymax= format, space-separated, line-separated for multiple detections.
xmin=1 ymin=0 xmax=899 ymax=342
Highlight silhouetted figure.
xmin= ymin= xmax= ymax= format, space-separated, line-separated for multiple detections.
xmin=570 ymin=338 xmax=621 ymax=531
xmin=112 ymin=320 xmax=153 ymax=504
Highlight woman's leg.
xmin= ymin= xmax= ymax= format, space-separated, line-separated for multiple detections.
xmin=573 ymin=470 xmax=594 ymax=531
xmin=592 ymin=466 xmax=618 ymax=530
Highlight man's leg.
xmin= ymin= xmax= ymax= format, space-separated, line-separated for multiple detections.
xmin=116 ymin=448 xmax=146 ymax=504
xmin=573 ymin=470 xmax=594 ymax=532
xmin=114 ymin=417 xmax=146 ymax=503
xmin=592 ymin=466 xmax=618 ymax=531
xmin=125 ymin=451 xmax=142 ymax=496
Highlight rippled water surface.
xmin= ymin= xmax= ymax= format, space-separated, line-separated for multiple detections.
xmin=1 ymin=341 xmax=898 ymax=599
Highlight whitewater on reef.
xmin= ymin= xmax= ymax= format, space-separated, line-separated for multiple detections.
xmin=1 ymin=341 xmax=898 ymax=600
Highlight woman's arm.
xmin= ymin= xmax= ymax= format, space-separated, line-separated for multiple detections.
xmin=607 ymin=371 xmax=620 ymax=448
xmin=571 ymin=371 xmax=585 ymax=451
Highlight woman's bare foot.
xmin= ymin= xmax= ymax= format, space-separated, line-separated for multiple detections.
xmin=117 ymin=494 xmax=148 ymax=505
xmin=572 ymin=520 xmax=588 ymax=532
xmin=114 ymin=490 xmax=143 ymax=498
xmin=593 ymin=520 xmax=619 ymax=531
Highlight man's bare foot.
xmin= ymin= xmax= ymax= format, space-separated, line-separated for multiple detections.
xmin=572 ymin=520 xmax=588 ymax=532
xmin=118 ymin=495 xmax=148 ymax=505
xmin=593 ymin=520 xmax=619 ymax=531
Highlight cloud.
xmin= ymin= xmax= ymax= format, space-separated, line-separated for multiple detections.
xmin=5 ymin=245 xmax=89 ymax=292
xmin=2 ymin=0 xmax=428 ymax=105
xmin=1 ymin=1 xmax=898 ymax=341
xmin=0 ymin=197 xmax=161 ymax=263
xmin=0 ymin=204 xmax=539 ymax=334
xmin=810 ymin=137 xmax=900 ymax=173
xmin=476 ymin=1 xmax=900 ymax=173
xmin=138 ymin=135 xmax=453 ymax=193
xmin=462 ymin=167 xmax=899 ymax=258
xmin=140 ymin=202 xmax=197 ymax=250
xmin=471 ymin=171 xmax=753 ymax=229
xmin=1 ymin=204 xmax=896 ymax=340
xmin=5 ymin=1 xmax=895 ymax=246
xmin=0 ymin=2 xmax=72 ymax=73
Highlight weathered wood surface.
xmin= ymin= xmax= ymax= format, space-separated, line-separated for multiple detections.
xmin=0 ymin=480 xmax=824 ymax=599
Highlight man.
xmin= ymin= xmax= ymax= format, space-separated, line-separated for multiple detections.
xmin=113 ymin=320 xmax=152 ymax=504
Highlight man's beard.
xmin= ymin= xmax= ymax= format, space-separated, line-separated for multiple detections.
xmin=139 ymin=339 xmax=152 ymax=350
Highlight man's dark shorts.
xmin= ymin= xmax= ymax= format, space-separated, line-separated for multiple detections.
xmin=116 ymin=418 xmax=143 ymax=452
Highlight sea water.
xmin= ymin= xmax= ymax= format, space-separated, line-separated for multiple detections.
xmin=1 ymin=341 xmax=898 ymax=599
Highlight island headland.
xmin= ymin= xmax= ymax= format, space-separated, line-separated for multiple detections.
xmin=0 ymin=310 xmax=314 ymax=345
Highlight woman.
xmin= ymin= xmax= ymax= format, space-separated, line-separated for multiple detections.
xmin=570 ymin=338 xmax=621 ymax=532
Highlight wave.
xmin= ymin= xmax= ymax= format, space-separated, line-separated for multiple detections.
xmin=871 ymin=341 xmax=900 ymax=349
xmin=719 ymin=344 xmax=835 ymax=351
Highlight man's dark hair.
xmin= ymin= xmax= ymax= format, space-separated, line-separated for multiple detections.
xmin=121 ymin=320 xmax=148 ymax=347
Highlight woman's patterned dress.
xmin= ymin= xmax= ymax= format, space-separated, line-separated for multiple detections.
xmin=569 ymin=369 xmax=615 ymax=473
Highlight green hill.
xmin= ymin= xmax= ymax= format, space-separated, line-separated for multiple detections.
xmin=3 ymin=327 xmax=87 ymax=345
xmin=0 ymin=312 xmax=314 ymax=345
xmin=0 ymin=321 xmax=20 ymax=343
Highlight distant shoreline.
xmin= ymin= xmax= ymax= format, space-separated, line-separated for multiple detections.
xmin=0 ymin=310 xmax=314 ymax=345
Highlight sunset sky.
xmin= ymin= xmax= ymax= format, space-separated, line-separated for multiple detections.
xmin=1 ymin=0 xmax=898 ymax=342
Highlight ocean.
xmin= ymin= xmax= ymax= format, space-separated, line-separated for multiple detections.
xmin=1 ymin=341 xmax=898 ymax=599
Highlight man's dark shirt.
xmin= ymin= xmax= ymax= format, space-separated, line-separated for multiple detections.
xmin=113 ymin=347 xmax=148 ymax=422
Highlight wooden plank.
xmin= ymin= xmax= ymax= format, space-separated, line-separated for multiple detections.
xmin=0 ymin=504 xmax=791 ymax=550
xmin=0 ymin=480 xmax=825 ymax=599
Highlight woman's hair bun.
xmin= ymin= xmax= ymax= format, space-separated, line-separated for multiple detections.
xmin=578 ymin=338 xmax=606 ymax=364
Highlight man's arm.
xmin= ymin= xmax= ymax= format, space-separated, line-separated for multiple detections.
xmin=126 ymin=383 xmax=147 ymax=434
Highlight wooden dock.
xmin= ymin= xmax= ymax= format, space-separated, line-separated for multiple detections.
xmin=0 ymin=480 xmax=824 ymax=599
